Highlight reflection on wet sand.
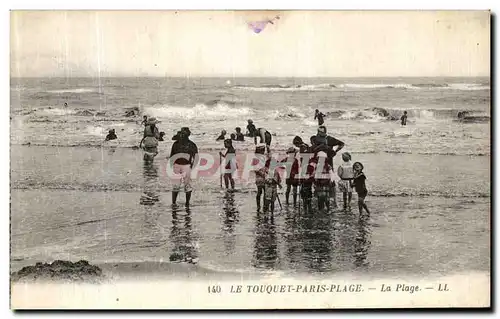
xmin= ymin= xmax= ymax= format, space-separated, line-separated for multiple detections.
xmin=139 ymin=157 xmax=167 ymax=250
xmin=252 ymin=211 xmax=278 ymax=269
xmin=354 ymin=215 xmax=371 ymax=268
xmin=221 ymin=192 xmax=240 ymax=254
xmin=135 ymin=155 xmax=372 ymax=272
xmin=281 ymin=207 xmax=374 ymax=273
xmin=140 ymin=158 xmax=159 ymax=205
xmin=283 ymin=208 xmax=301 ymax=269
xmin=169 ymin=207 xmax=199 ymax=264
xmin=285 ymin=208 xmax=334 ymax=272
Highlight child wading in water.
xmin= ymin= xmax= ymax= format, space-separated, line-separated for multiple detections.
xmin=352 ymin=162 xmax=371 ymax=216
xmin=254 ymin=144 xmax=271 ymax=212
xmin=264 ymin=166 xmax=282 ymax=213
xmin=219 ymin=139 xmax=236 ymax=190
xmin=337 ymin=152 xmax=354 ymax=210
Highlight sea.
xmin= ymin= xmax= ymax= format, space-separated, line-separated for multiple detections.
xmin=10 ymin=77 xmax=490 ymax=279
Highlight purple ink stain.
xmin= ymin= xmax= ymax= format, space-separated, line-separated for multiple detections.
xmin=248 ymin=21 xmax=270 ymax=34
xmin=248 ymin=16 xmax=280 ymax=34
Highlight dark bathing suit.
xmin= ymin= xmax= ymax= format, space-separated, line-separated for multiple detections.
xmin=315 ymin=112 xmax=325 ymax=125
xmin=236 ymin=133 xmax=245 ymax=141
xmin=353 ymin=173 xmax=368 ymax=198
xmin=247 ymin=124 xmax=257 ymax=137
xmin=105 ymin=133 xmax=117 ymax=141
xmin=170 ymin=139 xmax=198 ymax=166
xmin=256 ymin=128 xmax=272 ymax=146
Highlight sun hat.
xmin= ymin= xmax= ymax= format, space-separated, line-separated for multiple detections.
xmin=181 ymin=127 xmax=191 ymax=136
xmin=146 ymin=117 xmax=159 ymax=125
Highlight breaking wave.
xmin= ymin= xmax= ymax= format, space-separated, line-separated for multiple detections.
xmin=144 ymin=103 xmax=253 ymax=120
xmin=326 ymin=107 xmax=490 ymax=122
xmin=33 ymin=108 xmax=101 ymax=117
xmin=46 ymin=88 xmax=98 ymax=94
xmin=85 ymin=126 xmax=107 ymax=137
xmin=274 ymin=106 xmax=308 ymax=119
xmin=233 ymin=82 xmax=489 ymax=92
xmin=36 ymin=108 xmax=78 ymax=116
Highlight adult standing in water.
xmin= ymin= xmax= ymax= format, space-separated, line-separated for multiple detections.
xmin=314 ymin=109 xmax=326 ymax=126
xmin=139 ymin=117 xmax=161 ymax=161
xmin=246 ymin=119 xmax=258 ymax=137
xmin=400 ymin=111 xmax=408 ymax=126
xmin=313 ymin=125 xmax=345 ymax=208
xmin=254 ymin=127 xmax=272 ymax=154
xmin=219 ymin=139 xmax=237 ymax=191
xmin=170 ymin=128 xmax=198 ymax=207
xmin=314 ymin=126 xmax=345 ymax=158
xmin=141 ymin=115 xmax=148 ymax=126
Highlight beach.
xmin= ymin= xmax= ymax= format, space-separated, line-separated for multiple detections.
xmin=10 ymin=77 xmax=490 ymax=292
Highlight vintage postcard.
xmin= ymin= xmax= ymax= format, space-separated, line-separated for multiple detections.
xmin=10 ymin=10 xmax=490 ymax=309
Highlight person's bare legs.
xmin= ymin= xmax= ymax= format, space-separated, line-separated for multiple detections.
xmin=172 ymin=191 xmax=179 ymax=205
xmin=292 ymin=185 xmax=298 ymax=206
xmin=285 ymin=184 xmax=291 ymax=204
xmin=358 ymin=196 xmax=370 ymax=215
xmin=256 ymin=186 xmax=263 ymax=211
xmin=358 ymin=198 xmax=363 ymax=215
xmin=270 ymin=194 xmax=275 ymax=213
xmin=361 ymin=197 xmax=370 ymax=215
xmin=330 ymin=183 xmax=337 ymax=208
xmin=185 ymin=191 xmax=192 ymax=207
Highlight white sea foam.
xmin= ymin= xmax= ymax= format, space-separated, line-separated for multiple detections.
xmin=47 ymin=88 xmax=97 ymax=94
xmin=445 ymin=83 xmax=490 ymax=91
xmin=37 ymin=108 xmax=77 ymax=116
xmin=86 ymin=126 xmax=106 ymax=136
xmin=337 ymin=83 xmax=419 ymax=90
xmin=144 ymin=103 xmax=253 ymax=120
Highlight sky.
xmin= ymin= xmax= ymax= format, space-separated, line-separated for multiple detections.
xmin=10 ymin=10 xmax=490 ymax=77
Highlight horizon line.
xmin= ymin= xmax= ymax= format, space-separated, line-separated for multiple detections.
xmin=10 ymin=75 xmax=490 ymax=79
